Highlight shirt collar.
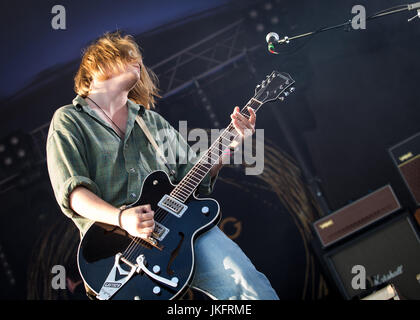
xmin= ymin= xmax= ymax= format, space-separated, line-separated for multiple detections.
xmin=72 ymin=95 xmax=146 ymax=141
xmin=72 ymin=95 xmax=144 ymax=115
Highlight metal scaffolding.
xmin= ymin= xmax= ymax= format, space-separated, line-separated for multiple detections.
xmin=151 ymin=19 xmax=250 ymax=99
xmin=0 ymin=19 xmax=257 ymax=189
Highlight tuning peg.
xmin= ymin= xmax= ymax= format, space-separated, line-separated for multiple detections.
xmin=279 ymin=96 xmax=285 ymax=101
xmin=284 ymin=91 xmax=290 ymax=97
xmin=289 ymin=87 xmax=295 ymax=93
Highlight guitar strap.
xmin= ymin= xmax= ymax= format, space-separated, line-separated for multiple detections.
xmin=135 ymin=115 xmax=176 ymax=177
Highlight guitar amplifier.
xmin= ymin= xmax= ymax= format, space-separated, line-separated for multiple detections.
xmin=389 ymin=132 xmax=420 ymax=206
xmin=317 ymin=211 xmax=420 ymax=300
xmin=313 ymin=185 xmax=401 ymax=248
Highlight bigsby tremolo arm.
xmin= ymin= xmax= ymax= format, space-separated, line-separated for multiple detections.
xmin=97 ymin=253 xmax=179 ymax=300
xmin=136 ymin=255 xmax=179 ymax=288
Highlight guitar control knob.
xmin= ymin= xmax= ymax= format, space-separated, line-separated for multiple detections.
xmin=152 ymin=265 xmax=161 ymax=274
xmin=201 ymin=206 xmax=209 ymax=214
xmin=153 ymin=286 xmax=161 ymax=295
xmin=171 ymin=277 xmax=179 ymax=285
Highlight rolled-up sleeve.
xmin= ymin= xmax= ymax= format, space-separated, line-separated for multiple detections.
xmin=46 ymin=129 xmax=101 ymax=219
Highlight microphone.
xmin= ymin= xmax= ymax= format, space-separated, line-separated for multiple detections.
xmin=265 ymin=32 xmax=279 ymax=44
xmin=265 ymin=32 xmax=289 ymax=54
xmin=266 ymin=32 xmax=280 ymax=54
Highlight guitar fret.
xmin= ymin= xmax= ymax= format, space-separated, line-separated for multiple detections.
xmin=194 ymin=166 xmax=207 ymax=175
xmin=186 ymin=174 xmax=202 ymax=184
xmin=177 ymin=180 xmax=195 ymax=192
xmin=251 ymin=97 xmax=263 ymax=105
xmin=219 ymin=134 xmax=234 ymax=145
xmin=170 ymin=194 xmax=184 ymax=202
xmin=172 ymin=188 xmax=190 ymax=198
xmin=207 ymin=149 xmax=222 ymax=160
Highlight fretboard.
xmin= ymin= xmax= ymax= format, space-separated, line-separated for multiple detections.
xmin=170 ymin=97 xmax=263 ymax=202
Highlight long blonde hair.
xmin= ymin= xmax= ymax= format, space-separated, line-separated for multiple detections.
xmin=74 ymin=32 xmax=160 ymax=109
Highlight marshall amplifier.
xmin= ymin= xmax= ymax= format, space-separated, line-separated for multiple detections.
xmin=320 ymin=211 xmax=420 ymax=300
xmin=313 ymin=185 xmax=401 ymax=248
xmin=389 ymin=132 xmax=420 ymax=206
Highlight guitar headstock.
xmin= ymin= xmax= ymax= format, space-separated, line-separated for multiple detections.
xmin=254 ymin=71 xmax=295 ymax=104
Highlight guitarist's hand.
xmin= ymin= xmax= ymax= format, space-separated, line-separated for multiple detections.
xmin=230 ymin=106 xmax=256 ymax=139
xmin=120 ymin=204 xmax=155 ymax=239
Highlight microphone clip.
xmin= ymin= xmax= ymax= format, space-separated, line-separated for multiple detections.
xmin=408 ymin=8 xmax=420 ymax=22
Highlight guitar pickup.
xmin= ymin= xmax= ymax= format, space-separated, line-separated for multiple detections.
xmin=158 ymin=195 xmax=188 ymax=218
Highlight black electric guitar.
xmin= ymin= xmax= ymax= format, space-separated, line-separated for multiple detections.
xmin=77 ymin=71 xmax=295 ymax=300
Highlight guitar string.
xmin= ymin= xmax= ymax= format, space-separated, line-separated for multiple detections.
xmin=122 ymin=122 xmax=240 ymax=260
xmin=121 ymin=88 xmax=277 ymax=262
xmin=122 ymin=101 xmax=261 ymax=261
xmin=122 ymin=74 xmax=294 ymax=267
xmin=122 ymin=97 xmax=267 ymax=260
xmin=122 ymin=72 xmax=295 ymax=260
xmin=122 ymin=114 xmax=252 ymax=260
xmin=167 ymin=100 xmax=261 ymax=200
xmin=122 ymin=102 xmax=259 ymax=259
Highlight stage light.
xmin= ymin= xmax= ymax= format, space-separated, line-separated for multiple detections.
xmin=0 ymin=131 xmax=35 ymax=180
xmin=4 ymin=157 xmax=13 ymax=166
xmin=256 ymin=23 xmax=265 ymax=32
xmin=10 ymin=136 xmax=19 ymax=145
xmin=17 ymin=149 xmax=26 ymax=158
xmin=249 ymin=9 xmax=258 ymax=19
xmin=264 ymin=2 xmax=273 ymax=11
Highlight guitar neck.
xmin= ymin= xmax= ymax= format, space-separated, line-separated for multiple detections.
xmin=169 ymin=97 xmax=264 ymax=203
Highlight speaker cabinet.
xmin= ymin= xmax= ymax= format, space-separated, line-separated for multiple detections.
xmin=315 ymin=211 xmax=420 ymax=300
xmin=389 ymin=132 xmax=420 ymax=206
xmin=313 ymin=185 xmax=401 ymax=248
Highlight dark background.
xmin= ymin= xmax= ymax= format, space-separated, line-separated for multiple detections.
xmin=0 ymin=0 xmax=419 ymax=300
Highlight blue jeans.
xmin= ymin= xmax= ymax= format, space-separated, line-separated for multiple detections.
xmin=190 ymin=226 xmax=279 ymax=300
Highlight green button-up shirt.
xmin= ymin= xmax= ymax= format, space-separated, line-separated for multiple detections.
xmin=46 ymin=95 xmax=216 ymax=236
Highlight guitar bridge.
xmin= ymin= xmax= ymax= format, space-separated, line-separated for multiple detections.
xmin=153 ymin=221 xmax=169 ymax=241
xmin=158 ymin=195 xmax=188 ymax=218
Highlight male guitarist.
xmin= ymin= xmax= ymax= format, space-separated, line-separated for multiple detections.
xmin=46 ymin=32 xmax=279 ymax=300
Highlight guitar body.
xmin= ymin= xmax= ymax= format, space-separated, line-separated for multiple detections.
xmin=77 ymin=170 xmax=220 ymax=300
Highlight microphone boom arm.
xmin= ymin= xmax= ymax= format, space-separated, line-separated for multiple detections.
xmin=268 ymin=2 xmax=420 ymax=53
